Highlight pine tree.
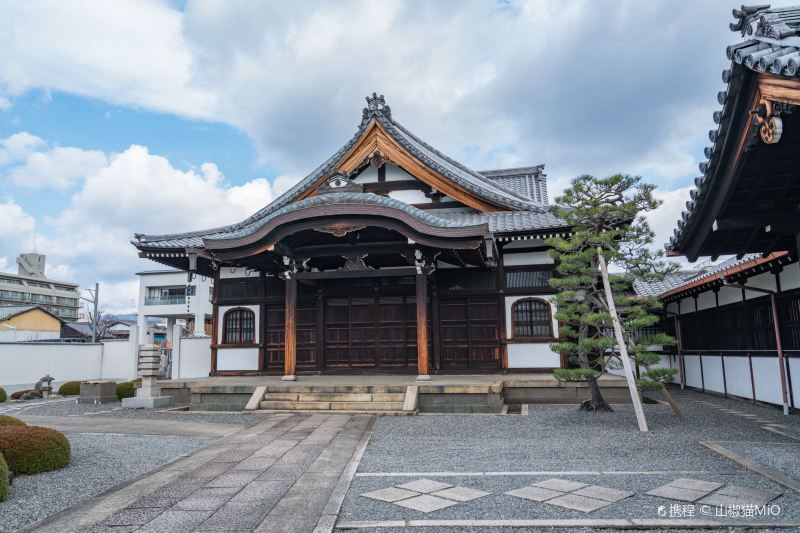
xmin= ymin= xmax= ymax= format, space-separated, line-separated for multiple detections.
xmin=547 ymin=174 xmax=676 ymax=411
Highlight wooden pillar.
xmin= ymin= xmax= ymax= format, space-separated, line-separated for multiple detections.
xmin=282 ymin=277 xmax=297 ymax=381
xmin=415 ymin=273 xmax=430 ymax=381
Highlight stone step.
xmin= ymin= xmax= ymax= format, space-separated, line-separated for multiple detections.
xmin=263 ymin=392 xmax=299 ymax=401
xmin=296 ymin=393 xmax=373 ymax=402
xmin=329 ymin=401 xmax=404 ymax=411
xmin=265 ymin=385 xmax=407 ymax=394
xmin=258 ymin=400 xmax=406 ymax=411
xmin=371 ymin=393 xmax=406 ymax=402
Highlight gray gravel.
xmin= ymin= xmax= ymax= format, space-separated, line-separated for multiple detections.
xmin=16 ymin=400 xmax=267 ymax=426
xmin=719 ymin=441 xmax=800 ymax=484
xmin=0 ymin=432 xmax=211 ymax=533
xmin=339 ymin=389 xmax=800 ymax=528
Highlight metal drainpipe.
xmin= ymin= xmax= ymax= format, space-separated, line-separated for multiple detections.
xmin=724 ymin=281 xmax=791 ymax=416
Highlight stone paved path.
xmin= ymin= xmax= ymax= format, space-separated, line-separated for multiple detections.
xmin=29 ymin=413 xmax=376 ymax=533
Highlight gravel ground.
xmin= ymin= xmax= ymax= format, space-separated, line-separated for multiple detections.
xmin=359 ymin=399 xmax=797 ymax=473
xmin=339 ymin=389 xmax=800 ymax=528
xmin=0 ymin=433 xmax=212 ymax=533
xmin=15 ymin=399 xmax=268 ymax=426
xmin=719 ymin=441 xmax=800 ymax=484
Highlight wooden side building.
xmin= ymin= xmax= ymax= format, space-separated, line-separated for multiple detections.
xmin=652 ymin=5 xmax=800 ymax=412
xmin=133 ymin=94 xmax=569 ymax=378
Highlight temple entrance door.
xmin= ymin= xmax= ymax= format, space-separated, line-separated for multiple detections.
xmin=438 ymin=296 xmax=501 ymax=371
xmin=323 ymin=294 xmax=418 ymax=371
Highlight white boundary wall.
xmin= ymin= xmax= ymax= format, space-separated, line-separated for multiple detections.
xmin=662 ymin=261 xmax=800 ymax=409
xmin=1 ymin=329 xmax=213 ymax=394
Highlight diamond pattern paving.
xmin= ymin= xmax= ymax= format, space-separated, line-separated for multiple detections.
xmin=505 ymin=478 xmax=634 ymax=513
xmin=360 ymin=478 xmax=490 ymax=514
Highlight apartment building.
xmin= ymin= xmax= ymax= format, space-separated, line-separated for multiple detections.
xmin=0 ymin=253 xmax=80 ymax=321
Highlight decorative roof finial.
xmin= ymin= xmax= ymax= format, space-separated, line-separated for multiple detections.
xmin=361 ymin=92 xmax=392 ymax=126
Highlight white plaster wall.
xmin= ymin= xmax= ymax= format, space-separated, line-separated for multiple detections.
xmin=502 ymin=251 xmax=554 ymax=266
xmin=176 ymin=336 xmax=211 ymax=378
xmin=219 ymin=268 xmax=259 ymax=280
xmin=779 ymin=261 xmax=800 ymax=289
xmin=507 ymin=343 xmax=560 ymax=368
xmin=722 ymin=356 xmax=752 ymax=399
xmin=743 ymin=271 xmax=778 ymax=298
xmin=385 ymin=163 xmax=410 ymax=181
xmin=701 ymin=355 xmax=725 ymax=394
xmin=217 ymin=305 xmax=260 ymax=343
xmin=0 ymin=340 xmax=137 ymax=393
xmin=388 ymin=189 xmax=429 ymax=204
xmin=684 ymin=356 xmax=702 ymax=389
xmin=504 ymin=295 xmax=559 ymax=369
xmin=216 ymin=348 xmax=259 ymax=371
xmin=354 ymin=166 xmax=379 ymax=183
xmin=751 ymin=357 xmax=785 ymax=405
xmin=716 ymin=285 xmax=744 ymax=307
xmin=694 ymin=291 xmax=717 ymax=312
xmin=790 ymin=358 xmax=800 ymax=406
xmin=0 ymin=330 xmax=60 ymax=342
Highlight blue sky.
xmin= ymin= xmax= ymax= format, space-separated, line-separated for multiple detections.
xmin=0 ymin=0 xmax=793 ymax=312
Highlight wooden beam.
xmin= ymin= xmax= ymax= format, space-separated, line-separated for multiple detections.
xmin=282 ymin=277 xmax=297 ymax=381
xmin=757 ymin=73 xmax=800 ymax=106
xmin=294 ymin=266 xmax=417 ymax=280
xmin=415 ymin=273 xmax=430 ymax=380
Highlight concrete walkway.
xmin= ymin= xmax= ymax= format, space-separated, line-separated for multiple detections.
xmin=28 ymin=413 xmax=375 ymax=533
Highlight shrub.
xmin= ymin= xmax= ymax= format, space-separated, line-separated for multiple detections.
xmin=116 ymin=381 xmax=135 ymax=400
xmin=10 ymin=390 xmax=33 ymax=400
xmin=57 ymin=381 xmax=82 ymax=396
xmin=0 ymin=416 xmax=26 ymax=427
xmin=0 ymin=452 xmax=8 ymax=502
xmin=0 ymin=387 xmax=6 ymax=403
xmin=0 ymin=426 xmax=70 ymax=475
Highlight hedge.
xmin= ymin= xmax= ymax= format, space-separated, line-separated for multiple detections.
xmin=0 ymin=426 xmax=71 ymax=475
xmin=0 ymin=452 xmax=8 ymax=502
xmin=0 ymin=416 xmax=26 ymax=427
xmin=57 ymin=381 xmax=82 ymax=396
xmin=0 ymin=387 xmax=6 ymax=403
xmin=116 ymin=381 xmax=135 ymax=400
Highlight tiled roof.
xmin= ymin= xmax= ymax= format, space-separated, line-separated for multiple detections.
xmin=667 ymin=5 xmax=800 ymax=254
xmin=479 ymin=166 xmax=548 ymax=205
xmin=134 ymin=94 xmax=551 ymax=251
xmin=0 ymin=304 xmax=60 ymax=322
xmin=633 ymin=252 xmax=789 ymax=298
xmin=135 ymin=192 xmax=488 ymax=249
xmin=435 ymin=210 xmax=568 ymax=233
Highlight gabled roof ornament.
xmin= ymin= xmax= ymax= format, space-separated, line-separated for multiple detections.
xmin=361 ymin=92 xmax=392 ymax=126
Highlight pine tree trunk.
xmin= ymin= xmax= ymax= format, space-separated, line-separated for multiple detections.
xmin=580 ymin=376 xmax=613 ymax=412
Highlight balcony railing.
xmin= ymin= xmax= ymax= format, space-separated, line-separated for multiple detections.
xmin=145 ymin=296 xmax=186 ymax=305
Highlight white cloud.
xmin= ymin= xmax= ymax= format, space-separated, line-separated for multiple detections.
xmin=0 ymin=132 xmax=45 ymax=165
xmin=648 ymin=185 xmax=692 ymax=254
xmin=0 ymin=0 xmax=215 ymax=118
xmin=0 ymin=95 xmax=10 ymax=111
xmin=8 ymin=145 xmax=107 ymax=190
xmin=0 ymin=199 xmax=36 ymax=254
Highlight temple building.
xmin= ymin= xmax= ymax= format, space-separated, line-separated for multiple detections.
xmin=645 ymin=5 xmax=800 ymax=413
xmin=133 ymin=94 xmax=569 ymax=379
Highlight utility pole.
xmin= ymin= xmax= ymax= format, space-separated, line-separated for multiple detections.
xmin=81 ymin=283 xmax=100 ymax=343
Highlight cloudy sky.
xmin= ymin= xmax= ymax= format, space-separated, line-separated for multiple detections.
xmin=0 ymin=0 xmax=790 ymax=313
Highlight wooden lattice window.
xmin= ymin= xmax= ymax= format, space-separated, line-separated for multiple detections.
xmin=511 ymin=298 xmax=553 ymax=339
xmin=222 ymin=307 xmax=256 ymax=344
